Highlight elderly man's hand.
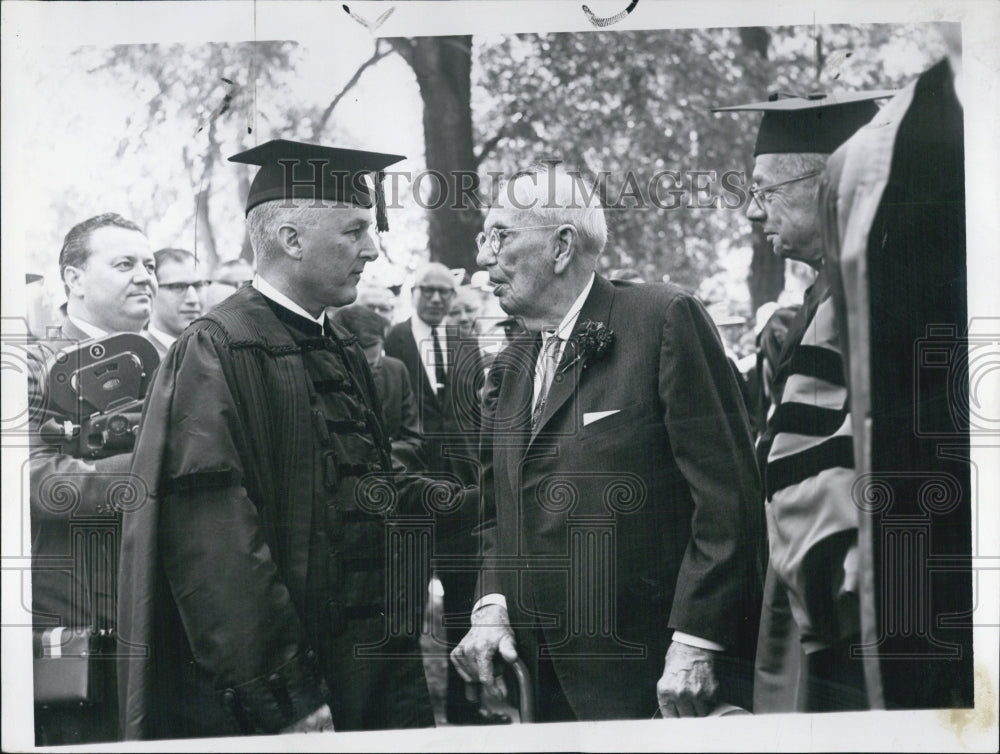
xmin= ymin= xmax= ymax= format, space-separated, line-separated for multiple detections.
xmin=280 ymin=703 xmax=335 ymax=734
xmin=656 ymin=642 xmax=719 ymax=718
xmin=450 ymin=604 xmax=517 ymax=695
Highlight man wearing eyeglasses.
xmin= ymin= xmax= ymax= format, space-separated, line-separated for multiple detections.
xmin=714 ymin=92 xmax=889 ymax=713
xmin=451 ymin=165 xmax=764 ymax=722
xmin=384 ymin=262 xmax=495 ymax=724
xmin=147 ymin=248 xmax=205 ymax=356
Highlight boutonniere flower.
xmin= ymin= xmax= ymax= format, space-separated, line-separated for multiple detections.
xmin=560 ymin=320 xmax=615 ymax=373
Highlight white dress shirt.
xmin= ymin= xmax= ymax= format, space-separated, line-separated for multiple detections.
xmin=252 ymin=275 xmax=325 ymax=327
xmin=146 ymin=324 xmax=176 ymax=351
xmin=474 ymin=271 xmax=723 ymax=652
xmin=410 ymin=315 xmax=447 ymax=394
xmin=66 ymin=315 xmax=108 ymax=339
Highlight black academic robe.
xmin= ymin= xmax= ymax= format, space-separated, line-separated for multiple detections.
xmin=117 ymin=286 xmax=444 ymax=739
xmin=822 ymin=57 xmax=972 ymax=709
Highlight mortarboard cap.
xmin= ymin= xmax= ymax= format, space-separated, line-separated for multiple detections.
xmin=229 ymin=139 xmax=405 ymax=231
xmin=713 ymin=90 xmax=895 ymax=156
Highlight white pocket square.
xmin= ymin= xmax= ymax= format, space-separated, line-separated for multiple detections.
xmin=583 ymin=410 xmax=620 ymax=426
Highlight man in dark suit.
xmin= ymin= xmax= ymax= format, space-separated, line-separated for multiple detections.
xmin=451 ymin=165 xmax=764 ymax=721
xmin=384 ymin=263 xmax=495 ymax=724
xmin=30 ymin=213 xmax=158 ymax=745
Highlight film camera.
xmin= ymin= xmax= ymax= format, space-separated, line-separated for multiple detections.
xmin=39 ymin=333 xmax=160 ymax=459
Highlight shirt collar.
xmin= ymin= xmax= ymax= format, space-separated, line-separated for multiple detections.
xmin=67 ymin=315 xmax=109 ymax=339
xmin=147 ymin=325 xmax=177 ymax=348
xmin=544 ymin=272 xmax=595 ymax=344
xmin=410 ymin=314 xmax=441 ymax=343
xmin=252 ymin=275 xmax=325 ymax=326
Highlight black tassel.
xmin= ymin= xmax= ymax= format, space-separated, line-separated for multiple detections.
xmin=374 ymin=170 xmax=389 ymax=232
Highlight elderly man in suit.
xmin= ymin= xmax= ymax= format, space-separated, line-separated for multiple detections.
xmin=451 ymin=165 xmax=764 ymax=721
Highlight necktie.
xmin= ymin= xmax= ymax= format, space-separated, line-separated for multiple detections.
xmin=432 ymin=327 xmax=447 ymax=392
xmin=532 ymin=334 xmax=561 ymax=430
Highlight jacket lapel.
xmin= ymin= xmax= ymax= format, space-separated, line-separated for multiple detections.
xmin=497 ymin=334 xmax=540 ymax=489
xmin=529 ymin=275 xmax=616 ymax=444
xmin=401 ymin=318 xmax=440 ymax=405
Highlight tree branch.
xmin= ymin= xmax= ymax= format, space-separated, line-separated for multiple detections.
xmin=312 ymin=40 xmax=392 ymax=139
xmin=474 ymin=130 xmax=506 ymax=167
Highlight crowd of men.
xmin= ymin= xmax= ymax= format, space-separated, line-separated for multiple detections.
xmin=26 ymin=44 xmax=970 ymax=745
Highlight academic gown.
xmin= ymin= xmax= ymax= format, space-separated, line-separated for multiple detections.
xmin=117 ymin=286 xmax=440 ymax=739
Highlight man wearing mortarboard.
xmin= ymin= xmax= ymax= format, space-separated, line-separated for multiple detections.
xmin=713 ymin=91 xmax=889 ymax=713
xmin=117 ymin=141 xmax=463 ymax=738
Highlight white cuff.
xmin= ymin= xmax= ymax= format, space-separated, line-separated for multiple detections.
xmin=672 ymin=631 xmax=725 ymax=652
xmin=472 ymin=593 xmax=507 ymax=613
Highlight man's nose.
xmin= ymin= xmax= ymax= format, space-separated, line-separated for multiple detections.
xmin=135 ymin=264 xmax=155 ymax=286
xmin=360 ymin=232 xmax=379 ymax=261
xmin=475 ymin=245 xmax=494 ymax=269
xmin=184 ymin=285 xmax=202 ymax=305
xmin=746 ymin=197 xmax=765 ymax=222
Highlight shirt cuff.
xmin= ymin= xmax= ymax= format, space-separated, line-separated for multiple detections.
xmin=472 ymin=593 xmax=507 ymax=613
xmin=671 ymin=631 xmax=725 ymax=652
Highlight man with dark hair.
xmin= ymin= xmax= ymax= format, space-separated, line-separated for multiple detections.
xmin=118 ymin=141 xmax=459 ymax=739
xmin=147 ymin=248 xmax=205 ymax=356
xmin=715 ymin=91 xmax=889 ymax=712
xmin=31 ymin=213 xmax=156 ymax=745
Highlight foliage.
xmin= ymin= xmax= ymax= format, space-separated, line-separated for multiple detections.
xmin=473 ymin=25 xmax=947 ymax=299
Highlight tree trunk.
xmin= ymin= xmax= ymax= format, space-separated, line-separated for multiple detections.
xmin=740 ymin=27 xmax=785 ymax=313
xmin=390 ymin=36 xmax=481 ymax=275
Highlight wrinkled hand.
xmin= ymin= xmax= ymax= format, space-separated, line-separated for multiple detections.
xmin=656 ymin=642 xmax=719 ymax=718
xmin=280 ymin=703 xmax=335 ymax=734
xmin=450 ymin=604 xmax=517 ymax=695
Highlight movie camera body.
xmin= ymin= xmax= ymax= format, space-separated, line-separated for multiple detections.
xmin=39 ymin=333 xmax=160 ymax=459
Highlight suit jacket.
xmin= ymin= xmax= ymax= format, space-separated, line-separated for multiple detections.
xmin=28 ymin=318 xmax=132 ymax=631
xmin=478 ymin=275 xmax=765 ymax=720
xmin=370 ymin=354 xmax=426 ymax=471
xmin=385 ymin=319 xmax=484 ymax=554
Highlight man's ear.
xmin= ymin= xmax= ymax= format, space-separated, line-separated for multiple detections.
xmin=552 ymin=224 xmax=578 ymax=274
xmin=62 ymin=266 xmax=85 ymax=298
xmin=276 ymin=223 xmax=304 ymax=261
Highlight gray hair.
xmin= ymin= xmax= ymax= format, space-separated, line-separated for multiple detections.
xmin=503 ymin=164 xmax=608 ymax=258
xmin=246 ymin=199 xmax=322 ymax=266
xmin=774 ymin=152 xmax=829 ymax=177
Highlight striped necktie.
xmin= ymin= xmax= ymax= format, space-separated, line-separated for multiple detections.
xmin=532 ymin=333 xmax=561 ymax=429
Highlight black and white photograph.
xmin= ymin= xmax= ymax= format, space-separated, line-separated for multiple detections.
xmin=1 ymin=1 xmax=997 ymax=751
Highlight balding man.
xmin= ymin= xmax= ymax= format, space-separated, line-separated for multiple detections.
xmin=451 ymin=165 xmax=764 ymax=721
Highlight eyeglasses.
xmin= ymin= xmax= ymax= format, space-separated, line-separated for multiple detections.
xmin=416 ymin=285 xmax=456 ymax=300
xmin=475 ymin=224 xmax=563 ymax=256
xmin=159 ymin=281 xmax=208 ymax=293
xmin=748 ymin=170 xmax=822 ymax=211
xmin=365 ymin=303 xmax=395 ymax=315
